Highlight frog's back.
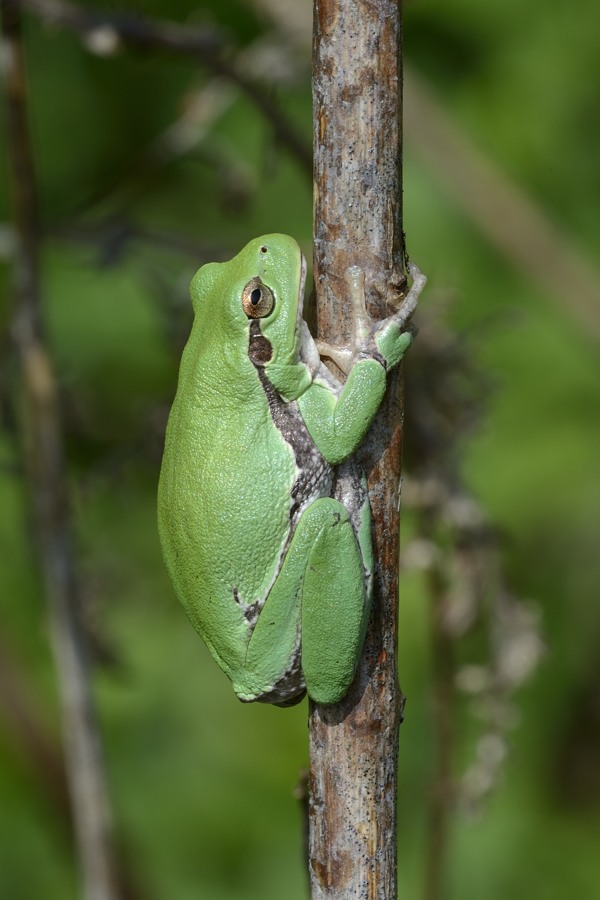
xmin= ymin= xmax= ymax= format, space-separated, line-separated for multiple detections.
xmin=157 ymin=337 xmax=297 ymax=674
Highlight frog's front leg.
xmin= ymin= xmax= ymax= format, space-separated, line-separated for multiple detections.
xmin=298 ymin=263 xmax=426 ymax=466
xmin=238 ymin=495 xmax=370 ymax=705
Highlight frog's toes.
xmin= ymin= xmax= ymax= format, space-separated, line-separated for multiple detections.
xmin=316 ymin=340 xmax=354 ymax=376
xmin=397 ymin=263 xmax=426 ymax=325
xmin=346 ymin=265 xmax=372 ymax=347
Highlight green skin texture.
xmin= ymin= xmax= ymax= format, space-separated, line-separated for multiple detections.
xmin=158 ymin=234 xmax=416 ymax=705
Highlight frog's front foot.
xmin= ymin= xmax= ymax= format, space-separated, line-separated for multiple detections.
xmin=316 ymin=340 xmax=354 ymax=375
xmin=316 ymin=264 xmax=380 ymax=376
xmin=395 ymin=263 xmax=426 ymax=328
xmin=372 ymin=263 xmax=426 ymax=370
xmin=317 ymin=263 xmax=426 ymax=376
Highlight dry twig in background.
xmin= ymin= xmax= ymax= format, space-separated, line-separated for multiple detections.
xmin=5 ymin=0 xmax=311 ymax=176
xmin=402 ymin=313 xmax=544 ymax=900
xmin=1 ymin=3 xmax=121 ymax=899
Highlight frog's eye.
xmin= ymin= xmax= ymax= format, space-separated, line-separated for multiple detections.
xmin=242 ymin=278 xmax=275 ymax=318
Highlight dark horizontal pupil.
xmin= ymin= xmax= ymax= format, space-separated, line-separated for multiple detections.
xmin=251 ymin=288 xmax=262 ymax=305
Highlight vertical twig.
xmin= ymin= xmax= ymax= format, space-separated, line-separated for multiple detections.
xmin=309 ymin=1 xmax=407 ymax=898
xmin=0 ymin=5 xmax=120 ymax=899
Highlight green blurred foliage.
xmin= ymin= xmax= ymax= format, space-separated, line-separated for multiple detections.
xmin=1 ymin=1 xmax=599 ymax=898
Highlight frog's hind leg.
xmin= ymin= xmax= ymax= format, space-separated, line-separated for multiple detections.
xmin=243 ymin=497 xmax=369 ymax=705
xmin=301 ymin=497 xmax=370 ymax=704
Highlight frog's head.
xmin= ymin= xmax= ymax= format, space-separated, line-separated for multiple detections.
xmin=190 ymin=234 xmax=308 ymax=398
xmin=241 ymin=233 xmax=305 ymax=352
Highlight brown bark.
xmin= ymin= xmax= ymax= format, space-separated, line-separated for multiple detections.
xmin=309 ymin=2 xmax=407 ymax=898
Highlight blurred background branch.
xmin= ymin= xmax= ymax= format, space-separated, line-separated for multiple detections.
xmin=4 ymin=0 xmax=311 ymax=176
xmin=404 ymin=69 xmax=600 ymax=346
xmin=1 ymin=2 xmax=122 ymax=898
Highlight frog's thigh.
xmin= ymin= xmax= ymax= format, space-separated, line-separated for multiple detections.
xmin=301 ymin=499 xmax=368 ymax=704
xmin=244 ymin=499 xmax=367 ymax=704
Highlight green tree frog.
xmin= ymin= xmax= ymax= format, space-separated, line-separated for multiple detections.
xmin=158 ymin=234 xmax=425 ymax=706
